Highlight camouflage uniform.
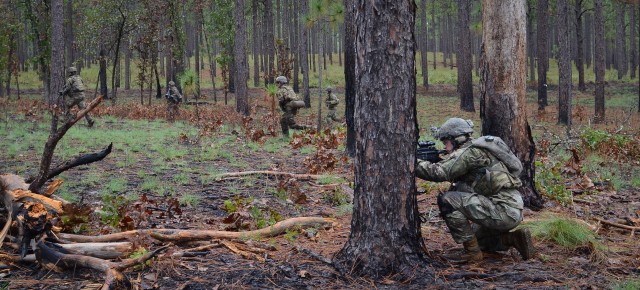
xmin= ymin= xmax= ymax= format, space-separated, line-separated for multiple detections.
xmin=166 ymin=82 xmax=182 ymax=122
xmin=277 ymin=82 xmax=305 ymax=135
xmin=416 ymin=140 xmax=524 ymax=251
xmin=324 ymin=90 xmax=340 ymax=123
xmin=61 ymin=67 xmax=94 ymax=127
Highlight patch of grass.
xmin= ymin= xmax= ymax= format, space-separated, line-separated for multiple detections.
xmin=269 ymin=187 xmax=288 ymax=201
xmin=284 ymin=228 xmax=299 ymax=243
xmin=611 ymin=279 xmax=640 ymax=290
xmin=141 ymin=177 xmax=161 ymax=191
xmin=299 ymin=146 xmax=315 ymax=155
xmin=520 ymin=214 xmax=605 ymax=257
xmin=322 ymin=189 xmax=351 ymax=206
xmin=173 ymin=172 xmax=190 ymax=185
xmin=57 ymin=187 xmax=80 ymax=203
xmin=128 ymin=247 xmax=152 ymax=269
xmin=179 ymin=194 xmax=200 ymax=207
xmin=218 ymin=150 xmax=236 ymax=163
xmin=81 ymin=171 xmax=101 ymax=187
xmin=335 ymin=203 xmax=353 ymax=217
xmin=317 ymin=174 xmax=346 ymax=185
xmin=103 ymin=177 xmax=128 ymax=194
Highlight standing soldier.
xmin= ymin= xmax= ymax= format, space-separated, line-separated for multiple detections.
xmin=416 ymin=118 xmax=534 ymax=263
xmin=276 ymin=76 xmax=306 ymax=136
xmin=165 ymin=81 xmax=183 ymax=122
xmin=60 ymin=66 xmax=94 ymax=127
xmin=324 ymin=87 xmax=340 ymax=124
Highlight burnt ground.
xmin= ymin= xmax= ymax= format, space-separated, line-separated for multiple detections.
xmin=1 ymin=84 xmax=639 ymax=289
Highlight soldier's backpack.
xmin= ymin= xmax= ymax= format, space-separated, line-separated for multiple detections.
xmin=470 ymin=136 xmax=523 ymax=195
xmin=72 ymin=75 xmax=86 ymax=92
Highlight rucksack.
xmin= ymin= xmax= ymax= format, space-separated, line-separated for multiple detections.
xmin=469 ymin=136 xmax=523 ymax=196
xmin=471 ymin=136 xmax=523 ymax=176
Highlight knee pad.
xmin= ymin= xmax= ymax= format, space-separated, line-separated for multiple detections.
xmin=437 ymin=193 xmax=456 ymax=217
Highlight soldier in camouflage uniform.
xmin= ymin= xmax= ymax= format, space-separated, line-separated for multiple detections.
xmin=324 ymin=87 xmax=340 ymax=124
xmin=60 ymin=67 xmax=94 ymax=127
xmin=165 ymin=81 xmax=182 ymax=122
xmin=416 ymin=118 xmax=534 ymax=263
xmin=276 ymin=76 xmax=306 ymax=135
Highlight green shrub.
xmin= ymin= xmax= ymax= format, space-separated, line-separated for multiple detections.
xmin=534 ymin=160 xmax=572 ymax=206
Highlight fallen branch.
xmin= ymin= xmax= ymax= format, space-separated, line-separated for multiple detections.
xmin=594 ymin=217 xmax=639 ymax=236
xmin=59 ymin=217 xmax=334 ymax=243
xmin=221 ymin=240 xmax=265 ymax=262
xmin=36 ymin=241 xmax=168 ymax=290
xmin=45 ymin=143 xmax=113 ymax=182
xmin=296 ymin=246 xmax=332 ymax=265
xmin=170 ymin=241 xmax=221 ymax=258
xmin=214 ymin=171 xmax=333 ymax=181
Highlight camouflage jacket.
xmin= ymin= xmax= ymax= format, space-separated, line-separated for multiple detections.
xmin=166 ymin=86 xmax=183 ymax=104
xmin=62 ymin=75 xmax=86 ymax=97
xmin=325 ymin=93 xmax=339 ymax=109
xmin=416 ymin=139 xmax=524 ymax=210
xmin=277 ymin=85 xmax=299 ymax=112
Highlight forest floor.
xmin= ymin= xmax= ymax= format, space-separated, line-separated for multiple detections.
xmin=1 ymin=83 xmax=639 ymax=289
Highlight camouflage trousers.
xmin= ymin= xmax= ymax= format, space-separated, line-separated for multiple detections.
xmin=64 ymin=94 xmax=93 ymax=124
xmin=324 ymin=108 xmax=340 ymax=123
xmin=167 ymin=102 xmax=180 ymax=122
xmin=437 ymin=190 xmax=522 ymax=251
xmin=280 ymin=112 xmax=306 ymax=135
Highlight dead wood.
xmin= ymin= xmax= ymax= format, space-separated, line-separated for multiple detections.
xmin=170 ymin=241 xmax=221 ymax=258
xmin=36 ymin=241 xmax=168 ymax=290
xmin=51 ymin=242 xmax=133 ymax=259
xmin=594 ymin=217 xmax=639 ymax=236
xmin=58 ymin=217 xmax=334 ymax=243
xmin=44 ymin=143 xmax=113 ymax=183
xmin=214 ymin=170 xmax=334 ymax=181
xmin=29 ymin=95 xmax=103 ymax=193
xmin=296 ymin=246 xmax=332 ymax=265
xmin=221 ymin=240 xmax=265 ymax=262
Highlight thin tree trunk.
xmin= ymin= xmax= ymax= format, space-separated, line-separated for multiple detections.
xmin=51 ymin=0 xmax=65 ymax=109
xmin=99 ymin=46 xmax=108 ymax=98
xmin=536 ymin=0 xmax=549 ymax=110
xmin=420 ymin=0 xmax=429 ymax=90
xmin=615 ymin=3 xmax=627 ymax=79
xmin=457 ymin=0 xmax=474 ymax=112
xmin=65 ymin=0 xmax=74 ymax=68
xmin=300 ymin=0 xmax=310 ymax=107
xmin=575 ymin=0 xmax=586 ymax=91
xmin=316 ymin=23 xmax=324 ymax=132
xmin=265 ymin=0 xmax=275 ymax=84
xmin=527 ymin=1 xmax=535 ymax=82
xmin=333 ymin=0 xmax=428 ymax=278
xmin=629 ymin=5 xmax=637 ymax=79
xmin=593 ymin=0 xmax=605 ymax=123
xmin=480 ymin=0 xmax=542 ymax=210
xmin=557 ymin=0 xmax=572 ymax=126
xmin=252 ymin=0 xmax=260 ymax=87
xmin=234 ymin=0 xmax=249 ymax=116
xmin=432 ymin=0 xmax=437 ymax=70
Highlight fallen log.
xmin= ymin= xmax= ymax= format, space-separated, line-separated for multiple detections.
xmin=594 ymin=217 xmax=639 ymax=236
xmin=59 ymin=217 xmax=334 ymax=243
xmin=36 ymin=241 xmax=168 ymax=290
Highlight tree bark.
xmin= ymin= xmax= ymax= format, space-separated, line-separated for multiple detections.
xmin=536 ymin=0 xmax=549 ymax=110
xmin=480 ymin=0 xmax=543 ymax=210
xmin=264 ymin=0 xmax=275 ymax=84
xmin=344 ymin=0 xmax=356 ymax=156
xmin=124 ymin=36 xmax=131 ymax=90
xmin=593 ymin=0 xmax=605 ymax=123
xmin=64 ymin=0 xmax=74 ymax=68
xmin=333 ymin=0 xmax=428 ymax=279
xmin=252 ymin=0 xmax=260 ymax=87
xmin=574 ymin=0 xmax=586 ymax=91
xmin=420 ymin=0 xmax=429 ymax=90
xmin=457 ymin=0 xmax=474 ymax=112
xmin=50 ymin=0 xmax=65 ymax=109
xmin=557 ymin=0 xmax=572 ymax=126
xmin=629 ymin=5 xmax=637 ymax=79
xmin=99 ymin=46 xmax=108 ymax=98
xmin=431 ymin=0 xmax=437 ymax=70
xmin=300 ymin=0 xmax=310 ymax=107
xmin=615 ymin=3 xmax=627 ymax=79
xmin=527 ymin=1 xmax=535 ymax=83
xmin=234 ymin=0 xmax=249 ymax=116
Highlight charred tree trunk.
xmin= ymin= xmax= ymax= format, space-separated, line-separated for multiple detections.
xmin=234 ymin=0 xmax=249 ymax=116
xmin=593 ymin=0 xmax=605 ymax=123
xmin=480 ymin=0 xmax=543 ymax=210
xmin=333 ymin=0 xmax=428 ymax=278
xmin=557 ymin=0 xmax=572 ymax=126
xmin=99 ymin=46 xmax=108 ymax=98
xmin=344 ymin=0 xmax=356 ymax=156
xmin=536 ymin=0 xmax=549 ymax=110
xmin=457 ymin=0 xmax=474 ymax=112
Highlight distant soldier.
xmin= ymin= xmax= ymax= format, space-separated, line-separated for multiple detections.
xmin=276 ymin=76 xmax=306 ymax=135
xmin=165 ymin=81 xmax=182 ymax=122
xmin=60 ymin=66 xmax=94 ymax=127
xmin=324 ymin=87 xmax=340 ymax=124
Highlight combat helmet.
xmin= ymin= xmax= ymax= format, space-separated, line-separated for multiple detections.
xmin=275 ymin=76 xmax=288 ymax=84
xmin=168 ymin=81 xmax=175 ymax=86
xmin=68 ymin=66 xmax=77 ymax=75
xmin=433 ymin=118 xmax=474 ymax=141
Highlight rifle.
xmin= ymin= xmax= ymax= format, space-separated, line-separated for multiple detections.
xmin=416 ymin=140 xmax=447 ymax=163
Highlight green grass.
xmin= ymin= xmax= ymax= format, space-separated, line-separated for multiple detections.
xmin=173 ymin=172 xmax=190 ymax=185
xmin=141 ymin=176 xmax=161 ymax=191
xmin=179 ymin=194 xmax=201 ymax=207
xmin=520 ymin=214 xmax=604 ymax=255
xmin=611 ymin=279 xmax=640 ymax=290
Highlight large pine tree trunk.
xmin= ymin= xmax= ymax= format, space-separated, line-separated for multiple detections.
xmin=344 ymin=0 xmax=356 ymax=156
xmin=557 ymin=0 xmax=572 ymax=126
xmin=615 ymin=3 xmax=627 ymax=80
xmin=234 ymin=0 xmax=249 ymax=116
xmin=333 ymin=0 xmax=428 ymax=278
xmin=536 ymin=0 xmax=549 ymax=110
xmin=480 ymin=0 xmax=543 ymax=210
xmin=593 ymin=0 xmax=605 ymax=123
xmin=575 ymin=0 xmax=586 ymax=91
xmin=457 ymin=0 xmax=474 ymax=112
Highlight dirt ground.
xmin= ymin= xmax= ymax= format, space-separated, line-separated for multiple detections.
xmin=1 ymin=84 xmax=639 ymax=289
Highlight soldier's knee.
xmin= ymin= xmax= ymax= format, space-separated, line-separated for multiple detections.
xmin=437 ymin=193 xmax=456 ymax=217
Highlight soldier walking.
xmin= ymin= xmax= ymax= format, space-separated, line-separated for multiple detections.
xmin=60 ymin=67 xmax=94 ymax=127
xmin=165 ymin=81 xmax=183 ymax=122
xmin=324 ymin=87 xmax=340 ymax=124
xmin=276 ymin=76 xmax=306 ymax=136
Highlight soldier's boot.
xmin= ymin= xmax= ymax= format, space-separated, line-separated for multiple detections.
xmin=87 ymin=118 xmax=95 ymax=128
xmin=501 ymin=228 xmax=534 ymax=260
xmin=444 ymin=237 xmax=483 ymax=263
xmin=281 ymin=122 xmax=289 ymax=137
